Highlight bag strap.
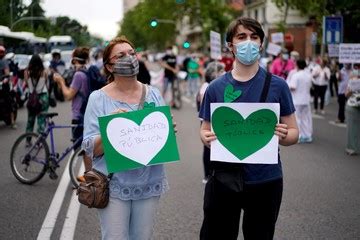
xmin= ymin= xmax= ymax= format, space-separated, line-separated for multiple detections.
xmin=260 ymin=72 xmax=272 ymax=103
xmin=137 ymin=83 xmax=147 ymax=110
xmin=106 ymin=84 xmax=146 ymax=179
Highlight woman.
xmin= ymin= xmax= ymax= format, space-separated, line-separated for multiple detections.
xmin=312 ymin=58 xmax=330 ymax=114
xmin=345 ymin=65 xmax=360 ymax=155
xmin=82 ymin=36 xmax=168 ymax=239
xmin=24 ymin=54 xmax=49 ymax=134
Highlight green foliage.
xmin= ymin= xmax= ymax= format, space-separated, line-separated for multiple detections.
xmin=0 ymin=0 xmax=101 ymax=47
xmin=119 ymin=0 xmax=238 ymax=51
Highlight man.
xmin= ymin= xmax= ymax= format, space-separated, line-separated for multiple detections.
xmin=199 ymin=17 xmax=299 ymax=240
xmin=53 ymin=47 xmax=92 ymax=182
xmin=161 ymin=46 xmax=178 ymax=107
xmin=49 ymin=50 xmax=65 ymax=74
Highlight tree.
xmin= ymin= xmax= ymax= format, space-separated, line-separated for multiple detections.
xmin=0 ymin=0 xmax=26 ymax=27
xmin=119 ymin=0 xmax=238 ymax=51
xmin=272 ymin=0 xmax=360 ymax=43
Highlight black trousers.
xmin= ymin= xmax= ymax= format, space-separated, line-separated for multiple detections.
xmin=329 ymin=75 xmax=338 ymax=97
xmin=337 ymin=94 xmax=347 ymax=122
xmin=200 ymin=177 xmax=283 ymax=240
xmin=203 ymin=145 xmax=211 ymax=179
xmin=313 ymin=85 xmax=327 ymax=110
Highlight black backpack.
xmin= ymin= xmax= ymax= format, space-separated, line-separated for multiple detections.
xmin=26 ymin=79 xmax=43 ymax=114
xmin=79 ymin=65 xmax=106 ymax=117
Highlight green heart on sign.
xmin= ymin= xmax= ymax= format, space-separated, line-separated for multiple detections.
xmin=224 ymin=84 xmax=242 ymax=103
xmin=212 ymin=107 xmax=277 ymax=160
xmin=143 ymin=102 xmax=156 ymax=109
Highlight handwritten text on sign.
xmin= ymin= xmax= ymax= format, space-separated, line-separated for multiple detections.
xmin=211 ymin=103 xmax=280 ymax=164
xmin=99 ymin=106 xmax=180 ymax=173
xmin=339 ymin=44 xmax=360 ymax=63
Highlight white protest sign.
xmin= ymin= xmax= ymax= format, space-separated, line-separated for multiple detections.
xmin=211 ymin=103 xmax=280 ymax=164
xmin=210 ymin=31 xmax=222 ymax=60
xmin=348 ymin=79 xmax=360 ymax=92
xmin=271 ymin=32 xmax=284 ymax=44
xmin=106 ymin=112 xmax=169 ymax=165
xmin=328 ymin=44 xmax=339 ymax=57
xmin=339 ymin=44 xmax=360 ymax=63
xmin=266 ymin=42 xmax=282 ymax=56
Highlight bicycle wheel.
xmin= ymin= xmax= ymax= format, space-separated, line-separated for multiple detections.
xmin=10 ymin=132 xmax=49 ymax=184
xmin=68 ymin=148 xmax=85 ymax=188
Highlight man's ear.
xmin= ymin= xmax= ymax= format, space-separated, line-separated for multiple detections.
xmin=227 ymin=42 xmax=234 ymax=53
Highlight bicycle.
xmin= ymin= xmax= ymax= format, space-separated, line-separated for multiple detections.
xmin=10 ymin=112 xmax=84 ymax=188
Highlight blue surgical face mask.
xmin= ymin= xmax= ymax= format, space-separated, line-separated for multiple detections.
xmin=234 ymin=40 xmax=260 ymax=65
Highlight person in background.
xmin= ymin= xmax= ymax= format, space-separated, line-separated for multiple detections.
xmin=312 ymin=58 xmax=330 ymax=114
xmin=199 ymin=17 xmax=298 ymax=240
xmin=161 ymin=46 xmax=178 ymax=106
xmin=270 ymin=48 xmax=295 ymax=80
xmin=288 ymin=59 xmax=313 ymax=143
xmin=336 ymin=64 xmax=351 ymax=123
xmin=220 ymin=49 xmax=234 ymax=72
xmin=49 ymin=50 xmax=65 ymax=74
xmin=93 ymin=49 xmax=104 ymax=71
xmin=197 ymin=61 xmax=225 ymax=183
xmin=187 ymin=53 xmax=202 ymax=97
xmin=329 ymin=58 xmax=339 ymax=97
xmin=345 ymin=64 xmax=360 ymax=155
xmin=0 ymin=46 xmax=17 ymax=129
xmin=137 ymin=52 xmax=151 ymax=85
xmin=53 ymin=47 xmax=92 ymax=181
xmin=24 ymin=55 xmax=49 ymax=134
xmin=82 ymin=36 xmax=169 ymax=239
xmin=286 ymin=51 xmax=300 ymax=82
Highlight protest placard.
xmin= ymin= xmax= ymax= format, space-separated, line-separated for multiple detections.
xmin=211 ymin=103 xmax=279 ymax=164
xmin=339 ymin=44 xmax=360 ymax=63
xmin=99 ymin=106 xmax=180 ymax=172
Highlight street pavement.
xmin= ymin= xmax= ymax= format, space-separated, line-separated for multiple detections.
xmin=0 ymin=93 xmax=359 ymax=240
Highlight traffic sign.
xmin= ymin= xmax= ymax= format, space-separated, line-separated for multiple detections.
xmin=323 ymin=16 xmax=343 ymax=44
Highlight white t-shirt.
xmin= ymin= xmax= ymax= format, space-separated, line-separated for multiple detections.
xmin=312 ymin=65 xmax=330 ymax=86
xmin=288 ymin=70 xmax=312 ymax=105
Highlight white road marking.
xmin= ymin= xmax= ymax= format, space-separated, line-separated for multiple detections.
xmin=60 ymin=162 xmax=84 ymax=240
xmin=37 ymin=151 xmax=73 ymax=240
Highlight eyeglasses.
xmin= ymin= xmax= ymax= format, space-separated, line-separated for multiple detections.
xmin=107 ymin=50 xmax=136 ymax=65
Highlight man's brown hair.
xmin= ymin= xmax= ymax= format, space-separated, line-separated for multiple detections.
xmin=226 ymin=17 xmax=265 ymax=44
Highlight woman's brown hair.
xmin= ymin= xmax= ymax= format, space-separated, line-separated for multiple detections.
xmin=103 ymin=36 xmax=135 ymax=82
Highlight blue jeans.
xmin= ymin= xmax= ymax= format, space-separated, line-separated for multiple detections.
xmin=98 ymin=196 xmax=160 ymax=240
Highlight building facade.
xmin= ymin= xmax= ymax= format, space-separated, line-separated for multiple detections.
xmin=243 ymin=0 xmax=314 ymax=58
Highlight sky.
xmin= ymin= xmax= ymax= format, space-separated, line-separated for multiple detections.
xmin=40 ymin=0 xmax=123 ymax=40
